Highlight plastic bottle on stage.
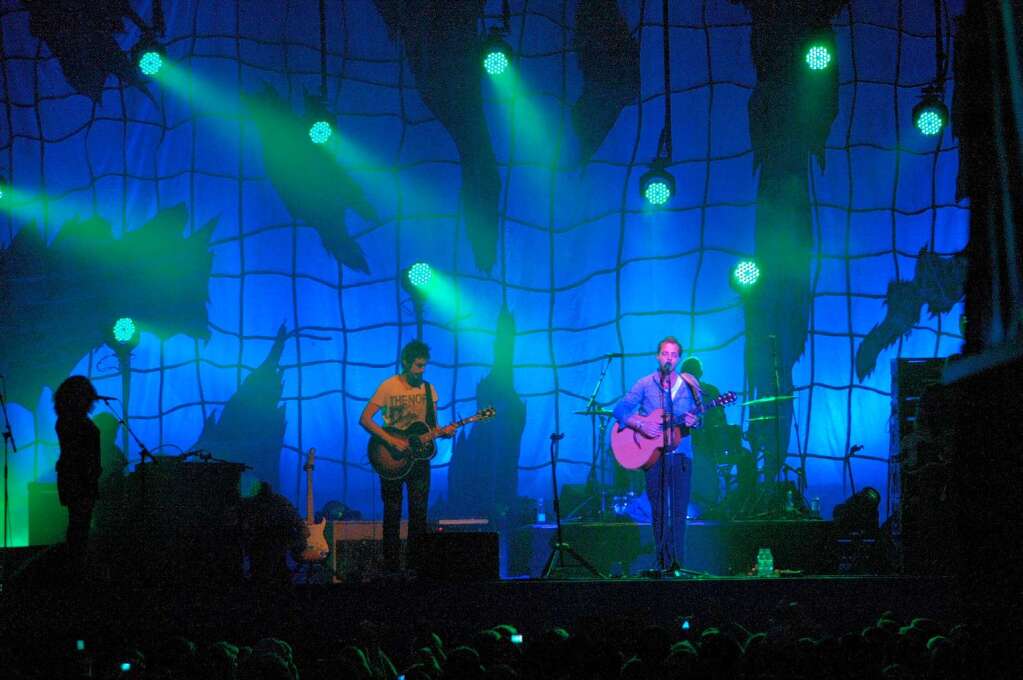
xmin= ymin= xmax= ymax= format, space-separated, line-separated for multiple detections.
xmin=536 ymin=498 xmax=546 ymax=524
xmin=757 ymin=548 xmax=774 ymax=577
xmin=785 ymin=489 xmax=795 ymax=513
xmin=811 ymin=497 xmax=822 ymax=518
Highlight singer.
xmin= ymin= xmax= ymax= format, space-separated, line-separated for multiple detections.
xmin=53 ymin=375 xmax=103 ymax=575
xmin=612 ymin=336 xmax=701 ymax=572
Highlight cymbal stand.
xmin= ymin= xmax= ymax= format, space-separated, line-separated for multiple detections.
xmin=542 ymin=432 xmax=604 ymax=579
xmin=580 ymin=354 xmax=616 ymax=519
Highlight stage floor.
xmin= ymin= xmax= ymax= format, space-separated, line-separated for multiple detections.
xmin=1 ymin=547 xmax=961 ymax=656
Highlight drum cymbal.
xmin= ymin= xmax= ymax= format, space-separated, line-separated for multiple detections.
xmin=747 ymin=416 xmax=778 ymax=422
xmin=574 ymin=409 xmax=614 ymax=417
xmin=742 ymin=395 xmax=795 ymax=406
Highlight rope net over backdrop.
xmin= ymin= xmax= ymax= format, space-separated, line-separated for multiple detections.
xmin=0 ymin=0 xmax=966 ymax=547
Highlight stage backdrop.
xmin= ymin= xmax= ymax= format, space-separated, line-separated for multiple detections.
xmin=1 ymin=0 xmax=966 ymax=546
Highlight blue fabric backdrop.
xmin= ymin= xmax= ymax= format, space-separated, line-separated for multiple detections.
xmin=0 ymin=0 xmax=967 ymax=546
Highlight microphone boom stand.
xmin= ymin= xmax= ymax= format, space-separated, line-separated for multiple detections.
xmin=541 ymin=432 xmax=604 ymax=579
xmin=103 ymin=400 xmax=159 ymax=582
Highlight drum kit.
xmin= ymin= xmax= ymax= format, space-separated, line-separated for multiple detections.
xmin=568 ymin=393 xmax=799 ymax=521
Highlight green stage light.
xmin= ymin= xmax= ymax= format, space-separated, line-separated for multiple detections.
xmin=805 ymin=45 xmax=832 ymax=71
xmin=481 ymin=28 xmax=513 ymax=76
xmin=407 ymin=262 xmax=432 ymax=289
xmin=731 ymin=260 xmax=761 ymax=291
xmin=644 ymin=180 xmax=672 ymax=206
xmin=483 ymin=51 xmax=509 ymax=76
xmin=112 ymin=317 xmax=138 ymax=344
xmin=639 ymin=158 xmax=675 ymax=207
xmin=138 ymin=50 xmax=163 ymax=76
xmin=308 ymin=120 xmax=333 ymax=144
xmin=912 ymin=94 xmax=948 ymax=137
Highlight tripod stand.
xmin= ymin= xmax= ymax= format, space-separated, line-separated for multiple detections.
xmin=541 ymin=432 xmax=604 ymax=579
xmin=1 ymin=378 xmax=17 ymax=549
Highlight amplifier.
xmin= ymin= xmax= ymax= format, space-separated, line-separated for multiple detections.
xmin=327 ymin=520 xmax=406 ymax=583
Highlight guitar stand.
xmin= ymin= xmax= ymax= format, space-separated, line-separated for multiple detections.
xmin=541 ymin=432 xmax=605 ymax=579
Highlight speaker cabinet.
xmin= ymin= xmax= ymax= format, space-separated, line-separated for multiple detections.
xmin=416 ymin=531 xmax=499 ymax=580
xmin=328 ymin=520 xmax=406 ymax=582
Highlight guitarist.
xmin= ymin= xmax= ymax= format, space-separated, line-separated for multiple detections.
xmin=359 ymin=340 xmax=453 ymax=573
xmin=612 ymin=336 xmax=702 ymax=572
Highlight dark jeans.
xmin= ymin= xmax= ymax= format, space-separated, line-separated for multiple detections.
xmin=645 ymin=452 xmax=692 ymax=569
xmin=65 ymin=498 xmax=95 ymax=571
xmin=380 ymin=461 xmax=430 ymax=572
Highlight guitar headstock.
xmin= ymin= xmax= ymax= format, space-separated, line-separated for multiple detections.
xmin=303 ymin=447 xmax=316 ymax=472
xmin=715 ymin=391 xmax=738 ymax=406
xmin=473 ymin=406 xmax=497 ymax=422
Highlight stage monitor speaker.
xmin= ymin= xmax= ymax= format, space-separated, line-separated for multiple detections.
xmin=416 ymin=531 xmax=499 ymax=580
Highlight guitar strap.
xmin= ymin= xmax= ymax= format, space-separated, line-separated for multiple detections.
xmin=680 ymin=372 xmax=703 ymax=413
xmin=423 ymin=380 xmax=436 ymax=429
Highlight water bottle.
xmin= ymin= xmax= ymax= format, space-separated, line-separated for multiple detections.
xmin=536 ymin=498 xmax=546 ymax=524
xmin=757 ymin=547 xmax=774 ymax=576
xmin=811 ymin=497 xmax=822 ymax=518
xmin=785 ymin=489 xmax=795 ymax=513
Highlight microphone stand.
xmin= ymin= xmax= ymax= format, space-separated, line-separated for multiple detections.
xmin=659 ymin=365 xmax=675 ymax=572
xmin=582 ymin=354 xmax=615 ymax=519
xmin=541 ymin=432 xmax=603 ymax=579
xmin=1 ymin=381 xmax=16 ymax=549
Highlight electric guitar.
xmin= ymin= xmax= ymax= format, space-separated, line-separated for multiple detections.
xmin=610 ymin=391 xmax=737 ymax=470
xmin=298 ymin=448 xmax=330 ymax=562
xmin=368 ymin=407 xmax=497 ymax=480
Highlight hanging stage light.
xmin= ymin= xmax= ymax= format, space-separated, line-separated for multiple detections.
xmin=111 ymin=317 xmax=140 ymax=346
xmin=730 ymin=259 xmax=761 ymax=293
xmin=481 ymin=27 xmax=513 ymax=76
xmin=804 ymin=44 xmax=833 ymax=71
xmin=400 ymin=262 xmax=432 ymax=339
xmin=912 ymin=90 xmax=948 ymax=137
xmin=308 ymin=120 xmax=333 ymax=144
xmin=639 ymin=158 xmax=675 ymax=207
xmin=305 ymin=94 xmax=335 ymax=145
xmin=132 ymin=33 xmax=166 ymax=77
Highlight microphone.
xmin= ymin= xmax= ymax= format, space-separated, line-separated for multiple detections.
xmin=550 ymin=432 xmax=565 ymax=441
xmin=604 ymin=353 xmax=625 ymax=358
xmin=95 ymin=395 xmax=119 ymax=402
xmin=660 ymin=362 xmax=672 ymax=374
xmin=849 ymin=444 xmax=864 ymax=454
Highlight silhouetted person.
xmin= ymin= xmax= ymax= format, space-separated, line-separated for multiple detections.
xmin=53 ymin=375 xmax=102 ymax=574
xmin=240 ymin=481 xmax=307 ymax=586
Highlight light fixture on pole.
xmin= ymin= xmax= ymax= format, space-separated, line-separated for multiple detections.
xmin=913 ymin=0 xmax=950 ymax=137
xmin=481 ymin=1 xmax=513 ymax=76
xmin=639 ymin=0 xmax=676 ymax=207
xmin=132 ymin=32 xmax=166 ymax=77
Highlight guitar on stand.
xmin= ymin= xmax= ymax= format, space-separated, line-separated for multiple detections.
xmin=368 ymin=407 xmax=497 ymax=480
xmin=298 ymin=448 xmax=329 ymax=562
xmin=610 ymin=392 xmax=738 ymax=470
